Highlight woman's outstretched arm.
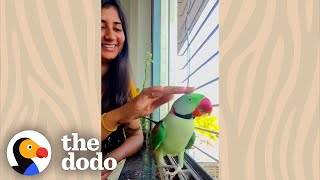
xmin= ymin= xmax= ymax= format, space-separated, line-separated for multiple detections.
xmin=101 ymin=86 xmax=195 ymax=140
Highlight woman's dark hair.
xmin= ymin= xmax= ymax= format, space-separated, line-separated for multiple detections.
xmin=101 ymin=0 xmax=130 ymax=113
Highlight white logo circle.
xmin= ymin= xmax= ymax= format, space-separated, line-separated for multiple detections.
xmin=7 ymin=130 xmax=51 ymax=176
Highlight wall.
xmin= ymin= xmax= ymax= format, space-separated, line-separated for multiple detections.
xmin=120 ymin=0 xmax=152 ymax=89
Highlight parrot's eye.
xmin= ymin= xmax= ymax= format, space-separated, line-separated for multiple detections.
xmin=27 ymin=145 xmax=32 ymax=150
xmin=188 ymin=98 xmax=192 ymax=102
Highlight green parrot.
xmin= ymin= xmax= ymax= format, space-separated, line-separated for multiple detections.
xmin=151 ymin=93 xmax=213 ymax=179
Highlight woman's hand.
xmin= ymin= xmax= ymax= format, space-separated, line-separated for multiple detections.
xmin=101 ymin=169 xmax=112 ymax=180
xmin=101 ymin=86 xmax=195 ymax=138
xmin=116 ymin=86 xmax=195 ymax=125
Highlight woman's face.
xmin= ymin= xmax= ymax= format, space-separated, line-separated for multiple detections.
xmin=101 ymin=6 xmax=125 ymax=63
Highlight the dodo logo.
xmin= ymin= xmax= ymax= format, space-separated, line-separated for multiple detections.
xmin=7 ymin=130 xmax=51 ymax=176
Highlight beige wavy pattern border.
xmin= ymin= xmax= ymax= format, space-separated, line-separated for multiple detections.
xmin=0 ymin=0 xmax=100 ymax=179
xmin=220 ymin=0 xmax=319 ymax=180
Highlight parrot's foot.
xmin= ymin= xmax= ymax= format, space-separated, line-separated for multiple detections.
xmin=165 ymin=167 xmax=191 ymax=179
xmin=158 ymin=165 xmax=191 ymax=179
xmin=157 ymin=165 xmax=176 ymax=180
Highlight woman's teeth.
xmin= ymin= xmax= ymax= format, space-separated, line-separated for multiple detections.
xmin=102 ymin=44 xmax=116 ymax=48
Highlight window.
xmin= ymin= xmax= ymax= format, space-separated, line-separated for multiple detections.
xmin=152 ymin=0 xmax=219 ymax=179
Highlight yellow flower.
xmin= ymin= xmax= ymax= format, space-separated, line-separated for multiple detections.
xmin=194 ymin=115 xmax=219 ymax=142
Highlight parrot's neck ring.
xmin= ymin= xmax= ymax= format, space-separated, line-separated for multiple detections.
xmin=172 ymin=107 xmax=193 ymax=119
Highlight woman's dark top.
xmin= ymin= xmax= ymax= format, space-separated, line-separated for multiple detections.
xmin=101 ymin=80 xmax=137 ymax=156
xmin=102 ymin=125 xmax=126 ymax=156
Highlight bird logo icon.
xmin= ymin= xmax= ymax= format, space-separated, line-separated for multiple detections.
xmin=7 ymin=130 xmax=51 ymax=176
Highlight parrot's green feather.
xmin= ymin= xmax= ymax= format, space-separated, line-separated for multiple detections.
xmin=185 ymin=131 xmax=196 ymax=149
xmin=151 ymin=121 xmax=166 ymax=150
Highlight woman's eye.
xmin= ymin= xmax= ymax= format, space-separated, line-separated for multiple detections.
xmin=114 ymin=28 xmax=122 ymax=32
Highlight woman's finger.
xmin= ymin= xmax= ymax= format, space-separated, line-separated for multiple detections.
xmin=160 ymin=86 xmax=195 ymax=95
xmin=143 ymin=86 xmax=195 ymax=95
xmin=150 ymin=92 xmax=163 ymax=98
xmin=101 ymin=172 xmax=108 ymax=180
xmin=152 ymin=94 xmax=174 ymax=109
xmin=150 ymin=87 xmax=195 ymax=109
xmin=141 ymin=86 xmax=164 ymax=95
xmin=184 ymin=86 xmax=196 ymax=93
xmin=101 ymin=170 xmax=111 ymax=180
xmin=101 ymin=169 xmax=108 ymax=175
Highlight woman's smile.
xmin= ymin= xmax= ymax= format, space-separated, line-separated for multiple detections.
xmin=102 ymin=43 xmax=117 ymax=52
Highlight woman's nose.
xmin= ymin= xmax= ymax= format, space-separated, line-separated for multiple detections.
xmin=104 ymin=29 xmax=116 ymax=41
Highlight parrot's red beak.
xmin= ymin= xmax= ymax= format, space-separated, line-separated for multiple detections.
xmin=193 ymin=97 xmax=212 ymax=117
xmin=36 ymin=147 xmax=48 ymax=158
